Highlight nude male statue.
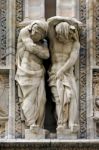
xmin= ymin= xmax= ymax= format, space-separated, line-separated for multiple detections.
xmin=47 ymin=16 xmax=82 ymax=132
xmin=15 ymin=20 xmax=49 ymax=128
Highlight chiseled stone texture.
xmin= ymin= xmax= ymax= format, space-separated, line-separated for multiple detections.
xmin=25 ymin=128 xmax=48 ymax=139
xmin=0 ymin=140 xmax=99 ymax=150
xmin=57 ymin=129 xmax=77 ymax=139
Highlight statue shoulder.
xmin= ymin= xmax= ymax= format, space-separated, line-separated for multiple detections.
xmin=19 ymin=26 xmax=30 ymax=38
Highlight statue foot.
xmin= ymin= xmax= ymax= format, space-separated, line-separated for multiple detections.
xmin=57 ymin=125 xmax=65 ymax=131
xmin=30 ymin=124 xmax=39 ymax=130
xmin=69 ymin=124 xmax=79 ymax=133
xmin=57 ymin=123 xmax=67 ymax=131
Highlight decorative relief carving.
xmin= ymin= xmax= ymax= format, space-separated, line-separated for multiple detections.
xmin=15 ymin=0 xmax=24 ymax=138
xmin=79 ymin=0 xmax=87 ymax=138
xmin=96 ymin=0 xmax=99 ymax=66
xmin=16 ymin=0 xmax=23 ymax=23
xmin=93 ymin=70 xmax=99 ymax=138
xmin=0 ymin=74 xmax=9 ymax=138
xmin=93 ymin=71 xmax=99 ymax=122
xmin=0 ymin=0 xmax=7 ymax=65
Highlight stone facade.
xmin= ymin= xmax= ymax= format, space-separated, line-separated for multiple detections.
xmin=0 ymin=0 xmax=99 ymax=149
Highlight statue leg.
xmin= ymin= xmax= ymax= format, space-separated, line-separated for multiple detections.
xmin=68 ymin=76 xmax=79 ymax=132
xmin=51 ymin=86 xmax=65 ymax=129
xmin=20 ymin=85 xmax=38 ymax=127
xmin=68 ymin=96 xmax=78 ymax=132
xmin=62 ymin=104 xmax=69 ymax=128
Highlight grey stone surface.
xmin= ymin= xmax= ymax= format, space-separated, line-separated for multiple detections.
xmin=0 ymin=139 xmax=99 ymax=150
xmin=25 ymin=127 xmax=49 ymax=139
xmin=57 ymin=128 xmax=77 ymax=139
xmin=0 ymin=0 xmax=99 ymax=143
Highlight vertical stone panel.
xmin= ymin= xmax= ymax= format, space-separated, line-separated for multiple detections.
xmin=94 ymin=0 xmax=99 ymax=138
xmin=93 ymin=70 xmax=99 ymax=138
xmin=0 ymin=73 xmax=9 ymax=138
xmin=0 ymin=0 xmax=7 ymax=65
xmin=96 ymin=0 xmax=99 ymax=66
xmin=56 ymin=0 xmax=75 ymax=17
xmin=15 ymin=0 xmax=24 ymax=138
xmin=79 ymin=0 xmax=87 ymax=138
xmin=6 ymin=0 xmax=16 ymax=139
xmin=0 ymin=0 xmax=9 ymax=139
xmin=23 ymin=0 xmax=45 ymax=21
xmin=86 ymin=0 xmax=96 ymax=138
xmin=28 ymin=0 xmax=44 ymax=19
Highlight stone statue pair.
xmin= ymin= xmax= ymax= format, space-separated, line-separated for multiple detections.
xmin=15 ymin=16 xmax=82 ymax=134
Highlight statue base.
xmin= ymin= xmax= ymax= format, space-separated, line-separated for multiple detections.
xmin=25 ymin=125 xmax=49 ymax=139
xmin=57 ymin=127 xmax=78 ymax=139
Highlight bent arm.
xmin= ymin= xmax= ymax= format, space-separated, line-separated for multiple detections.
xmin=47 ymin=16 xmax=70 ymax=26
xmin=61 ymin=41 xmax=80 ymax=72
xmin=47 ymin=16 xmax=82 ymax=32
xmin=21 ymin=33 xmax=49 ymax=59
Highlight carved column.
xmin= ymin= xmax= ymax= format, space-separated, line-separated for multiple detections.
xmin=15 ymin=0 xmax=23 ymax=138
xmin=6 ymin=0 xmax=16 ymax=138
xmin=86 ymin=0 xmax=96 ymax=138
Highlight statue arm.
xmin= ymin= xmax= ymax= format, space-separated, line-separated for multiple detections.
xmin=20 ymin=31 xmax=49 ymax=59
xmin=47 ymin=16 xmax=82 ymax=31
xmin=47 ymin=16 xmax=70 ymax=26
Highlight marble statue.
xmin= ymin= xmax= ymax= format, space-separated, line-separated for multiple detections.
xmin=47 ymin=16 xmax=82 ymax=132
xmin=15 ymin=20 xmax=49 ymax=129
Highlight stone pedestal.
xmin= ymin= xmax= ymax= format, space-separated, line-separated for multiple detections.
xmin=25 ymin=126 xmax=49 ymax=139
xmin=57 ymin=128 xmax=77 ymax=140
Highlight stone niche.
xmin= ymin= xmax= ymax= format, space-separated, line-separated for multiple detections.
xmin=0 ymin=0 xmax=99 ymax=149
xmin=15 ymin=16 xmax=81 ymax=141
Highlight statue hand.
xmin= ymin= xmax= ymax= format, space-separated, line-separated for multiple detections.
xmin=56 ymin=69 xmax=64 ymax=80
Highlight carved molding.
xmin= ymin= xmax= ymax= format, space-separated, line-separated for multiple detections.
xmin=0 ymin=140 xmax=99 ymax=150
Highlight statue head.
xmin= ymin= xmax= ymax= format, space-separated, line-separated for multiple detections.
xmin=55 ymin=22 xmax=78 ymax=43
xmin=28 ymin=20 xmax=48 ymax=42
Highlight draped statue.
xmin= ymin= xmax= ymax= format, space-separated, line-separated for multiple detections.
xmin=15 ymin=20 xmax=49 ymax=128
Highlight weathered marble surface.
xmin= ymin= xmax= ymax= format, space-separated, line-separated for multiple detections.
xmin=25 ymin=126 xmax=49 ymax=139
xmin=15 ymin=20 xmax=49 ymax=132
xmin=0 ymin=0 xmax=99 ymax=142
xmin=47 ymin=16 xmax=82 ymax=134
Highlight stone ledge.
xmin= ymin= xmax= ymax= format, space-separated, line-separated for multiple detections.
xmin=0 ymin=139 xmax=99 ymax=149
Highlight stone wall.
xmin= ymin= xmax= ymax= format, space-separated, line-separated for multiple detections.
xmin=0 ymin=0 xmax=99 ymax=141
